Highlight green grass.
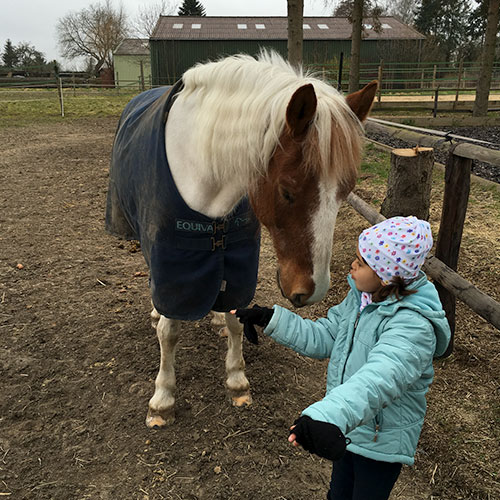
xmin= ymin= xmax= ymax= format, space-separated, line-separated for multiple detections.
xmin=360 ymin=143 xmax=391 ymax=183
xmin=0 ymin=89 xmax=137 ymax=126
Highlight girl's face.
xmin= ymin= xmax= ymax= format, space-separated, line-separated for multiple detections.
xmin=350 ymin=247 xmax=383 ymax=293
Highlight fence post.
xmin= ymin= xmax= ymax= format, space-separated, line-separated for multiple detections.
xmin=140 ymin=61 xmax=145 ymax=91
xmin=116 ymin=71 xmax=120 ymax=95
xmin=380 ymin=147 xmax=434 ymax=220
xmin=337 ymin=52 xmax=344 ymax=92
xmin=57 ymin=77 xmax=64 ymax=117
xmin=432 ymin=64 xmax=437 ymax=89
xmin=453 ymin=59 xmax=464 ymax=111
xmin=435 ymin=148 xmax=472 ymax=356
xmin=433 ymin=86 xmax=439 ymax=117
xmin=377 ymin=60 xmax=383 ymax=105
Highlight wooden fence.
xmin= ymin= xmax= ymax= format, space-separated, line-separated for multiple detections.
xmin=350 ymin=119 xmax=500 ymax=356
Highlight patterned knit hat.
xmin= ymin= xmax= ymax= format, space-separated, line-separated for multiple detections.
xmin=358 ymin=216 xmax=433 ymax=285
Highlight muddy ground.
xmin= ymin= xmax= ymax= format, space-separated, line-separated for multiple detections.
xmin=0 ymin=118 xmax=498 ymax=499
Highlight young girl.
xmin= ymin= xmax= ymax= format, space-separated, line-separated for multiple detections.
xmin=234 ymin=216 xmax=451 ymax=500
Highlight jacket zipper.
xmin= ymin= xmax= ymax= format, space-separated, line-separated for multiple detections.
xmin=374 ymin=412 xmax=383 ymax=442
xmin=340 ymin=312 xmax=360 ymax=384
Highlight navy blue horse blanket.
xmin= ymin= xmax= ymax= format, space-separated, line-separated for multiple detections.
xmin=106 ymin=86 xmax=261 ymax=320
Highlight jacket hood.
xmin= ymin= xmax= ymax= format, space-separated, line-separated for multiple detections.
xmin=347 ymin=272 xmax=451 ymax=357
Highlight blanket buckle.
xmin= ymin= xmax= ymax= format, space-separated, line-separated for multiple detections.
xmin=211 ymin=235 xmax=227 ymax=251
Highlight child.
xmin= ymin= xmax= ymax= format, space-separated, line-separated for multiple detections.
xmin=234 ymin=216 xmax=451 ymax=500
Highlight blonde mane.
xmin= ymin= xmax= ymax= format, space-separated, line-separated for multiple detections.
xmin=177 ymin=51 xmax=363 ymax=188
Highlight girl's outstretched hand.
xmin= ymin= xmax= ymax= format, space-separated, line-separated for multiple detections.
xmin=231 ymin=305 xmax=273 ymax=344
xmin=288 ymin=415 xmax=350 ymax=461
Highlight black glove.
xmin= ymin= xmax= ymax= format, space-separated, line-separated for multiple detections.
xmin=234 ymin=304 xmax=274 ymax=344
xmin=290 ymin=415 xmax=349 ymax=461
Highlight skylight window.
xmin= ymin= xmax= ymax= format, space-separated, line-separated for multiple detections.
xmin=318 ymin=24 xmax=329 ymax=29
xmin=303 ymin=24 xmax=311 ymax=29
xmin=191 ymin=24 xmax=201 ymax=29
xmin=237 ymin=24 xmax=247 ymax=29
xmin=173 ymin=23 xmax=183 ymax=29
xmin=381 ymin=23 xmax=392 ymax=29
xmin=255 ymin=24 xmax=266 ymax=29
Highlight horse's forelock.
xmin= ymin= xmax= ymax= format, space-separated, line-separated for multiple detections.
xmin=178 ymin=51 xmax=362 ymax=189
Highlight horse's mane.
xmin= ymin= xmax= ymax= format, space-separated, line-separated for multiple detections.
xmin=177 ymin=50 xmax=363 ymax=190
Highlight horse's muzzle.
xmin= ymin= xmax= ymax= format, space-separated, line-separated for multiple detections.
xmin=276 ymin=268 xmax=308 ymax=308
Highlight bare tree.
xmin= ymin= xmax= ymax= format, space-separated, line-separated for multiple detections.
xmin=473 ymin=0 xmax=500 ymax=117
xmin=56 ymin=0 xmax=128 ymax=75
xmin=132 ymin=1 xmax=178 ymax=37
xmin=288 ymin=0 xmax=304 ymax=67
xmin=380 ymin=0 xmax=418 ymax=25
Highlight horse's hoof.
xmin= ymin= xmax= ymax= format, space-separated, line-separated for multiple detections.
xmin=218 ymin=327 xmax=229 ymax=338
xmin=146 ymin=407 xmax=175 ymax=428
xmin=231 ymin=393 xmax=252 ymax=407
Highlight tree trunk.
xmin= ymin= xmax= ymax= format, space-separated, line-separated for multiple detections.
xmin=348 ymin=0 xmax=364 ymax=93
xmin=287 ymin=0 xmax=304 ymax=68
xmin=473 ymin=0 xmax=500 ymax=117
xmin=380 ymin=147 xmax=434 ymax=220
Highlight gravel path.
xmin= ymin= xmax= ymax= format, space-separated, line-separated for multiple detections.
xmin=366 ymin=125 xmax=500 ymax=183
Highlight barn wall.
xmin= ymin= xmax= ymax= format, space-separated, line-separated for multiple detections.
xmin=114 ymin=55 xmax=152 ymax=88
xmin=150 ymin=39 xmax=422 ymax=86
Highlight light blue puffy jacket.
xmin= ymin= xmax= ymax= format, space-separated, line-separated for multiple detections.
xmin=264 ymin=272 xmax=451 ymax=465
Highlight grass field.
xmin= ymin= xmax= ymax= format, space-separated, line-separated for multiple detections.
xmin=0 ymin=88 xmax=136 ymax=125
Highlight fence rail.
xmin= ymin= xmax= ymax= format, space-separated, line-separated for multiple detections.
xmin=3 ymin=59 xmax=500 ymax=96
xmin=309 ymin=60 xmax=500 ymax=93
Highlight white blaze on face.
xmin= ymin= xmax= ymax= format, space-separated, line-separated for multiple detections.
xmin=306 ymin=182 xmax=341 ymax=304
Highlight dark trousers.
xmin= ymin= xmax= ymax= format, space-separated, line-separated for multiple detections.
xmin=327 ymin=451 xmax=402 ymax=500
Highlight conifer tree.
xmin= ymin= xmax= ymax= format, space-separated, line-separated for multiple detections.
xmin=178 ymin=0 xmax=206 ymax=16
xmin=2 ymin=39 xmax=19 ymax=68
xmin=414 ymin=0 xmax=471 ymax=60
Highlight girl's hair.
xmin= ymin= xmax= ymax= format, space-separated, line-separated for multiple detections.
xmin=372 ymin=276 xmax=416 ymax=303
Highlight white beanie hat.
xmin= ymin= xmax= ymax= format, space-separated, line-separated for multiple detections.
xmin=358 ymin=216 xmax=433 ymax=285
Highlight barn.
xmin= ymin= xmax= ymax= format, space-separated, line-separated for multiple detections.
xmin=149 ymin=16 xmax=425 ymax=85
xmin=113 ymin=39 xmax=152 ymax=88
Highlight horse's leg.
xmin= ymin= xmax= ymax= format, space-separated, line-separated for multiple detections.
xmin=211 ymin=311 xmax=228 ymax=337
xmin=150 ymin=303 xmax=160 ymax=329
xmin=146 ymin=315 xmax=181 ymax=428
xmin=224 ymin=311 xmax=252 ymax=407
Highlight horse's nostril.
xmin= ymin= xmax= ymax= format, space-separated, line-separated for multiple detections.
xmin=291 ymin=293 xmax=306 ymax=307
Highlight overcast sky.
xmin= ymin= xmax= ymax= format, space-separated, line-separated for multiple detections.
xmin=1 ymin=1 xmax=330 ymax=68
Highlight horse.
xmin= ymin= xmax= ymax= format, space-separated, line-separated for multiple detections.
xmin=106 ymin=51 xmax=377 ymax=428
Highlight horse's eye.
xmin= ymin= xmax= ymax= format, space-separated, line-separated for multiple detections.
xmin=279 ymin=186 xmax=295 ymax=204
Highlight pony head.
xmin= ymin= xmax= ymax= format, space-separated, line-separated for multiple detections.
xmin=250 ymin=77 xmax=377 ymax=307
xmin=180 ymin=52 xmax=377 ymax=307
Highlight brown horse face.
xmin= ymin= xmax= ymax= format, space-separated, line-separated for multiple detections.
xmin=250 ymin=82 xmax=377 ymax=307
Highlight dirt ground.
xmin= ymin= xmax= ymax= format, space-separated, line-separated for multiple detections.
xmin=0 ymin=118 xmax=498 ymax=500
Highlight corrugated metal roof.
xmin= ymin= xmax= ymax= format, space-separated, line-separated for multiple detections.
xmin=114 ymin=39 xmax=150 ymax=55
xmin=151 ymin=16 xmax=425 ymax=41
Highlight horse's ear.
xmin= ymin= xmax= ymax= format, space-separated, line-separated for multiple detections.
xmin=346 ymin=80 xmax=378 ymax=122
xmin=286 ymin=84 xmax=317 ymax=137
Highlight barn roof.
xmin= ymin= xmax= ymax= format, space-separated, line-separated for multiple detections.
xmin=151 ymin=16 xmax=425 ymax=41
xmin=114 ymin=39 xmax=150 ymax=55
